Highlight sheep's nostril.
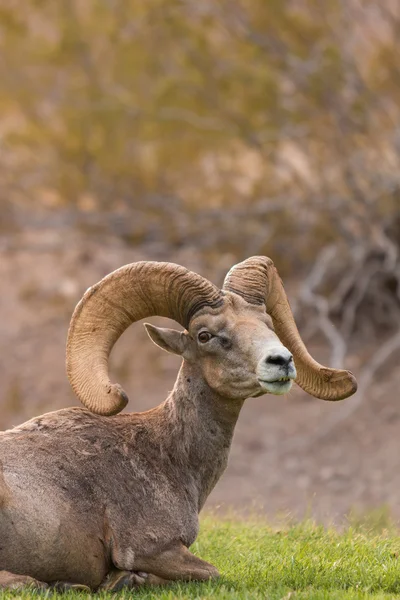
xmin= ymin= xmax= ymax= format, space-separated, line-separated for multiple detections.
xmin=265 ymin=352 xmax=293 ymax=368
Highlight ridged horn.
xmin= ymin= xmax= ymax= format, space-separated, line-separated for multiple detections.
xmin=223 ymin=256 xmax=357 ymax=401
xmin=67 ymin=261 xmax=223 ymax=415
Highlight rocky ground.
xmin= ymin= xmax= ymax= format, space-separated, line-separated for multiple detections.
xmin=1 ymin=226 xmax=399 ymax=523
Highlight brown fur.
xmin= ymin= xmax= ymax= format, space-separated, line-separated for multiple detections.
xmin=0 ymin=362 xmax=240 ymax=589
xmin=0 ymin=461 xmax=10 ymax=509
xmin=0 ymin=293 xmax=308 ymax=590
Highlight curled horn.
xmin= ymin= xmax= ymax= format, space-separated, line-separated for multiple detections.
xmin=223 ymin=256 xmax=357 ymax=401
xmin=67 ymin=261 xmax=223 ymax=415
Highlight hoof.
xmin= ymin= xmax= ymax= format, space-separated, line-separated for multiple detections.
xmin=51 ymin=581 xmax=91 ymax=592
xmin=0 ymin=573 xmax=49 ymax=591
xmin=100 ymin=570 xmax=148 ymax=592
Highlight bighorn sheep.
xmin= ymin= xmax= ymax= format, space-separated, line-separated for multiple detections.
xmin=0 ymin=257 xmax=357 ymax=591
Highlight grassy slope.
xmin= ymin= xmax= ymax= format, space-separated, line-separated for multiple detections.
xmin=1 ymin=516 xmax=400 ymax=600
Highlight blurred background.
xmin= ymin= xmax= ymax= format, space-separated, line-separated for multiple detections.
xmin=1 ymin=0 xmax=400 ymax=523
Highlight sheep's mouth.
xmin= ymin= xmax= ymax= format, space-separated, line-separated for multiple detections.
xmin=257 ymin=376 xmax=294 ymax=395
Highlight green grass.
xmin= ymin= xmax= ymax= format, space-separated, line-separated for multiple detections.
xmin=2 ymin=514 xmax=400 ymax=599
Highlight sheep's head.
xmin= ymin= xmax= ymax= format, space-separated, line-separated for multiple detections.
xmin=66 ymin=258 xmax=357 ymax=415
xmin=145 ymin=294 xmax=296 ymax=400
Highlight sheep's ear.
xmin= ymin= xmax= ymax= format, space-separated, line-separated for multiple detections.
xmin=144 ymin=323 xmax=189 ymax=357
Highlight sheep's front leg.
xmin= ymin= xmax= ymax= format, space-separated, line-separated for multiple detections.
xmin=137 ymin=542 xmax=220 ymax=583
xmin=100 ymin=542 xmax=219 ymax=591
xmin=0 ymin=570 xmax=48 ymax=590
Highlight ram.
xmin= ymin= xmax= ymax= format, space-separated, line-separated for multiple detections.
xmin=0 ymin=257 xmax=357 ymax=591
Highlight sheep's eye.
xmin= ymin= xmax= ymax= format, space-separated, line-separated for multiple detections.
xmin=198 ymin=331 xmax=212 ymax=343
